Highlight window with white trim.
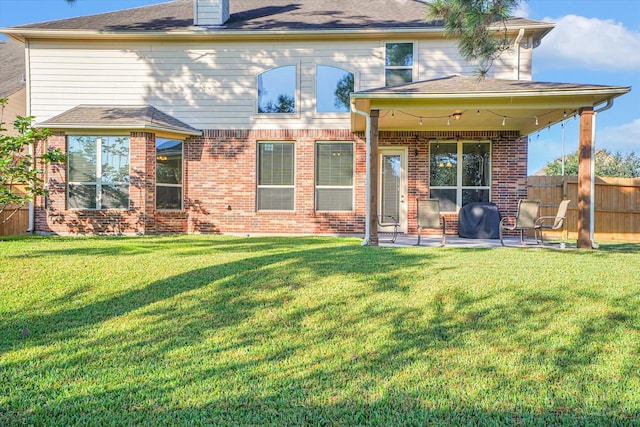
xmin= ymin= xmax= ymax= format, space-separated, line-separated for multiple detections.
xmin=67 ymin=136 xmax=130 ymax=209
xmin=257 ymin=142 xmax=295 ymax=211
xmin=430 ymin=141 xmax=491 ymax=212
xmin=385 ymin=42 xmax=414 ymax=86
xmin=316 ymin=66 xmax=354 ymax=113
xmin=156 ymin=139 xmax=183 ymax=210
xmin=315 ymin=142 xmax=354 ymax=211
xmin=258 ymin=66 xmax=296 ymax=114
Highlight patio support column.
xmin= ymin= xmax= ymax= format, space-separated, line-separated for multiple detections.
xmin=367 ymin=109 xmax=379 ymax=246
xmin=577 ymin=107 xmax=594 ymax=249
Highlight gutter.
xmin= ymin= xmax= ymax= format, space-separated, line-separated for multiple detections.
xmin=350 ymin=100 xmax=371 ymax=246
xmin=24 ymin=40 xmax=35 ymax=233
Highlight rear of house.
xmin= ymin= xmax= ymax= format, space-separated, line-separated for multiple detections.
xmin=1 ymin=0 xmax=628 ymax=240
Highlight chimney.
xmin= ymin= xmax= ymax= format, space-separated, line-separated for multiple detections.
xmin=194 ymin=0 xmax=230 ymax=27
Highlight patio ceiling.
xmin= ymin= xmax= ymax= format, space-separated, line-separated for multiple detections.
xmin=350 ymin=75 xmax=630 ymax=135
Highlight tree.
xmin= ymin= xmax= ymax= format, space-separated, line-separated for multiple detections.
xmin=258 ymin=94 xmax=295 ymax=114
xmin=543 ymin=149 xmax=640 ymax=178
xmin=334 ymin=73 xmax=354 ymax=112
xmin=0 ymin=99 xmax=65 ymax=226
xmin=426 ymin=0 xmax=520 ymax=76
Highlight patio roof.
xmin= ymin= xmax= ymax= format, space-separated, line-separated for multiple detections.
xmin=350 ymin=75 xmax=631 ymax=135
xmin=37 ymin=105 xmax=202 ymax=136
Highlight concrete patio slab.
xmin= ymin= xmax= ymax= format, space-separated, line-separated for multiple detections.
xmin=378 ymin=234 xmax=573 ymax=249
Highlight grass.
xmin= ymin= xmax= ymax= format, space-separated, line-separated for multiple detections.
xmin=0 ymin=235 xmax=639 ymax=426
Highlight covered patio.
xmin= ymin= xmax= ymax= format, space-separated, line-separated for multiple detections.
xmin=350 ymin=75 xmax=630 ymax=249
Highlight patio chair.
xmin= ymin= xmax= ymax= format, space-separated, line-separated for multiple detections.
xmin=377 ymin=215 xmax=399 ymax=243
xmin=535 ymin=199 xmax=571 ymax=244
xmin=499 ymin=199 xmax=540 ymax=246
xmin=415 ymin=199 xmax=446 ymax=246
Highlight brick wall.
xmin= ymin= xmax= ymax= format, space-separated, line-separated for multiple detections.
xmin=181 ymin=129 xmax=367 ymax=235
xmin=35 ymin=129 xmax=527 ymax=236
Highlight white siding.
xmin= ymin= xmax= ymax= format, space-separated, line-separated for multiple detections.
xmin=28 ymin=37 xmax=526 ymax=130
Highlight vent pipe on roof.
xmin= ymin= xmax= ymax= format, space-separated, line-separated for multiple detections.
xmin=194 ymin=0 xmax=230 ymax=27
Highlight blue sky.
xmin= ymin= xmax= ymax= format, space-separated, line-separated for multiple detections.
xmin=1 ymin=0 xmax=638 ymax=174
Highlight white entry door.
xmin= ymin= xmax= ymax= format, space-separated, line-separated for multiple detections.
xmin=378 ymin=148 xmax=408 ymax=233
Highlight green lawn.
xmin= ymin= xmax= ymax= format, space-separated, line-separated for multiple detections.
xmin=1 ymin=235 xmax=638 ymax=426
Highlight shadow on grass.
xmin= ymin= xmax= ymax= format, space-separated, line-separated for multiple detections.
xmin=5 ymin=386 xmax=638 ymax=427
xmin=1 ymin=236 xmax=639 ymax=425
xmin=596 ymin=242 xmax=640 ymax=254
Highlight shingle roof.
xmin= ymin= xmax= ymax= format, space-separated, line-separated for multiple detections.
xmin=354 ymin=75 xmax=630 ymax=96
xmin=0 ymin=39 xmax=25 ymax=99
xmin=38 ymin=105 xmax=201 ymax=136
xmin=8 ymin=0 xmax=551 ymax=33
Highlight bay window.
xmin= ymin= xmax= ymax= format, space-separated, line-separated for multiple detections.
xmin=156 ymin=139 xmax=183 ymax=210
xmin=67 ymin=136 xmax=130 ymax=209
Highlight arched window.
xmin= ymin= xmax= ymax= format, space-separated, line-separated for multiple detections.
xmin=316 ymin=66 xmax=354 ymax=113
xmin=258 ymin=66 xmax=296 ymax=114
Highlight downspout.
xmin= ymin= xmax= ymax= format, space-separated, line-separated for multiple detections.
xmin=589 ymin=99 xmax=614 ymax=248
xmin=513 ymin=28 xmax=525 ymax=80
xmin=24 ymin=40 xmax=35 ymax=233
xmin=351 ymin=100 xmax=371 ymax=246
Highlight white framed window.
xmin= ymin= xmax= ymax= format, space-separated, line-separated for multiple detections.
xmin=156 ymin=139 xmax=183 ymax=210
xmin=315 ymin=142 xmax=354 ymax=211
xmin=67 ymin=136 xmax=130 ymax=210
xmin=429 ymin=141 xmax=491 ymax=212
xmin=316 ymin=66 xmax=354 ymax=113
xmin=258 ymin=66 xmax=296 ymax=114
xmin=385 ymin=42 xmax=414 ymax=86
xmin=257 ymin=141 xmax=295 ymax=211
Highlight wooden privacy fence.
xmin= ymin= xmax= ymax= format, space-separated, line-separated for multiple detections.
xmin=0 ymin=204 xmax=29 ymax=236
xmin=0 ymin=185 xmax=30 ymax=237
xmin=527 ymin=176 xmax=640 ymax=242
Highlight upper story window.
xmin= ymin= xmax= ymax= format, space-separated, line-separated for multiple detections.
xmin=258 ymin=66 xmax=296 ymax=114
xmin=156 ymin=139 xmax=183 ymax=210
xmin=67 ymin=136 xmax=130 ymax=210
xmin=385 ymin=42 xmax=414 ymax=86
xmin=429 ymin=141 xmax=491 ymax=212
xmin=316 ymin=66 xmax=354 ymax=113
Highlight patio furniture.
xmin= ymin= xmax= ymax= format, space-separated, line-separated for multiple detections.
xmin=416 ymin=199 xmax=446 ymax=246
xmin=499 ymin=199 xmax=541 ymax=246
xmin=377 ymin=215 xmax=399 ymax=243
xmin=458 ymin=201 xmax=501 ymax=239
xmin=535 ymin=199 xmax=571 ymax=244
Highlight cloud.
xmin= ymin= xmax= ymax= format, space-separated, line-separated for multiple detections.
xmin=536 ymin=15 xmax=640 ymax=70
xmin=597 ymin=119 xmax=640 ymax=153
xmin=513 ymin=1 xmax=530 ymax=19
